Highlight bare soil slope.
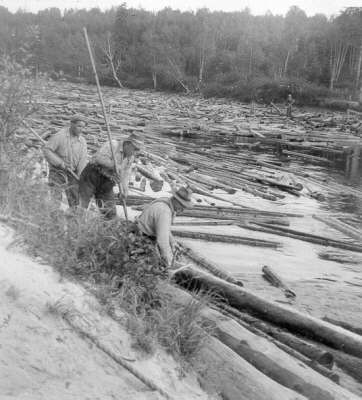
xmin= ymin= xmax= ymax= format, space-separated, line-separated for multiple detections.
xmin=0 ymin=224 xmax=210 ymax=400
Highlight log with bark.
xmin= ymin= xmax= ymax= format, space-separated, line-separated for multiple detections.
xmin=179 ymin=243 xmax=243 ymax=286
xmin=313 ymin=214 xmax=362 ymax=243
xmin=262 ymin=265 xmax=296 ymax=299
xmin=172 ymin=266 xmax=362 ymax=358
xmin=172 ymin=229 xmax=280 ymax=248
xmin=241 ymin=222 xmax=362 ymax=253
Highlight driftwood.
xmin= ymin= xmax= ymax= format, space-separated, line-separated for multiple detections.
xmin=262 ymin=266 xmax=296 ymax=299
xmin=173 ymin=266 xmax=362 ymax=358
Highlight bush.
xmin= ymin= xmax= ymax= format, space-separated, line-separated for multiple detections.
xmin=0 ymin=56 xmax=38 ymax=163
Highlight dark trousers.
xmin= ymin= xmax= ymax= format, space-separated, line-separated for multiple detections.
xmin=79 ymin=163 xmax=117 ymax=219
xmin=48 ymin=167 xmax=79 ymax=207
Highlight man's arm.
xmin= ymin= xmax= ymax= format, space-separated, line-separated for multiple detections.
xmin=118 ymin=157 xmax=134 ymax=198
xmin=92 ymin=140 xmax=120 ymax=170
xmin=76 ymin=139 xmax=89 ymax=175
xmin=92 ymin=151 xmax=114 ymax=169
xmin=154 ymin=207 xmax=173 ymax=267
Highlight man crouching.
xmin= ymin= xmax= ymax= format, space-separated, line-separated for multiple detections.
xmin=79 ymin=134 xmax=143 ymax=218
xmin=136 ymin=186 xmax=193 ymax=269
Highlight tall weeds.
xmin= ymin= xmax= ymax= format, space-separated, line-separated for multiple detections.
xmin=3 ymin=163 xmax=211 ymax=362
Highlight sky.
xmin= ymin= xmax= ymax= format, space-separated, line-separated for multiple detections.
xmin=0 ymin=0 xmax=360 ymax=17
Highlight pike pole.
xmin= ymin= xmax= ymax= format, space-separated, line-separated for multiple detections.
xmin=83 ymin=27 xmax=128 ymax=221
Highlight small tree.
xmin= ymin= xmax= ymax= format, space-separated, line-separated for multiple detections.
xmin=0 ymin=55 xmax=37 ymax=164
xmin=0 ymin=55 xmax=37 ymax=205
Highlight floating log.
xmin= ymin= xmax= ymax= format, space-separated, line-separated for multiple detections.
xmin=173 ymin=266 xmax=362 ymax=358
xmin=173 ymin=220 xmax=233 ymax=226
xmin=318 ymin=250 xmax=362 ymax=264
xmin=313 ymin=214 xmax=362 ymax=242
xmin=262 ymin=266 xmax=296 ymax=299
xmin=283 ymin=150 xmax=333 ymax=165
xmin=172 ymin=229 xmax=280 ymax=248
xmin=242 ymin=222 xmax=362 ymax=253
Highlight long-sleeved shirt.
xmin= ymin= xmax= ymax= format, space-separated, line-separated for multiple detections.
xmin=45 ymin=127 xmax=88 ymax=176
xmin=92 ymin=139 xmax=134 ymax=196
xmin=137 ymin=198 xmax=176 ymax=266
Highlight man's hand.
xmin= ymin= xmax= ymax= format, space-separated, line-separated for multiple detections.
xmin=59 ymin=160 xmax=71 ymax=171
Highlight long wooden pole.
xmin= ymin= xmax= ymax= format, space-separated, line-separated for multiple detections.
xmin=83 ymin=27 xmax=128 ymax=221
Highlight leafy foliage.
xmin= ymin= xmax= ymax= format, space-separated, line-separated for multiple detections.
xmin=0 ymin=56 xmax=38 ymax=162
xmin=1 ymin=5 xmax=361 ymax=102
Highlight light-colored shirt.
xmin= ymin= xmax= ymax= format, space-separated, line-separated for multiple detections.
xmin=45 ymin=127 xmax=88 ymax=175
xmin=137 ymin=198 xmax=175 ymax=266
xmin=92 ymin=139 xmax=134 ymax=196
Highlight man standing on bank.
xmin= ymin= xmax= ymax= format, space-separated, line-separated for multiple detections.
xmin=43 ymin=115 xmax=88 ymax=207
xmin=286 ymin=93 xmax=295 ymax=118
xmin=79 ymin=134 xmax=143 ymax=218
xmin=136 ymin=186 xmax=193 ymax=268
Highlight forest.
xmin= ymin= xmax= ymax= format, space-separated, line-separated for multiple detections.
xmin=0 ymin=4 xmax=361 ymax=105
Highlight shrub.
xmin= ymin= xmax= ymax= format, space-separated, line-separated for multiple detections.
xmin=0 ymin=56 xmax=38 ymax=163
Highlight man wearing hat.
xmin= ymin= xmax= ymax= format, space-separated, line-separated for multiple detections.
xmin=79 ymin=134 xmax=143 ymax=218
xmin=136 ymin=186 xmax=193 ymax=268
xmin=43 ymin=115 xmax=88 ymax=207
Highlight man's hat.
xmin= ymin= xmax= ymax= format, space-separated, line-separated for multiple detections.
xmin=126 ymin=133 xmax=144 ymax=150
xmin=173 ymin=186 xmax=193 ymax=208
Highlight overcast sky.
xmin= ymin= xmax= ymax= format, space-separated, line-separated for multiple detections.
xmin=0 ymin=0 xmax=360 ymax=17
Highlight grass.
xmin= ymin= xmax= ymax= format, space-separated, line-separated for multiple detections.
xmin=1 ymin=161 xmax=212 ymax=363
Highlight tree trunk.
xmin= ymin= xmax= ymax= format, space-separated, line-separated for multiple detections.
xmin=329 ymin=51 xmax=334 ymax=90
xmin=355 ymin=42 xmax=362 ymax=95
xmin=152 ymin=71 xmax=157 ymax=90
xmin=284 ymin=50 xmax=290 ymax=77
xmin=0 ymin=141 xmax=10 ymax=206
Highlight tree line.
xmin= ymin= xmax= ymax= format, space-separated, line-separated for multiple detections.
xmin=0 ymin=4 xmax=361 ymax=104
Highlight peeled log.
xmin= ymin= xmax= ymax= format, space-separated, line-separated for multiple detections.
xmin=198 ymin=336 xmax=307 ymax=400
xmin=174 ymin=266 xmax=362 ymax=358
